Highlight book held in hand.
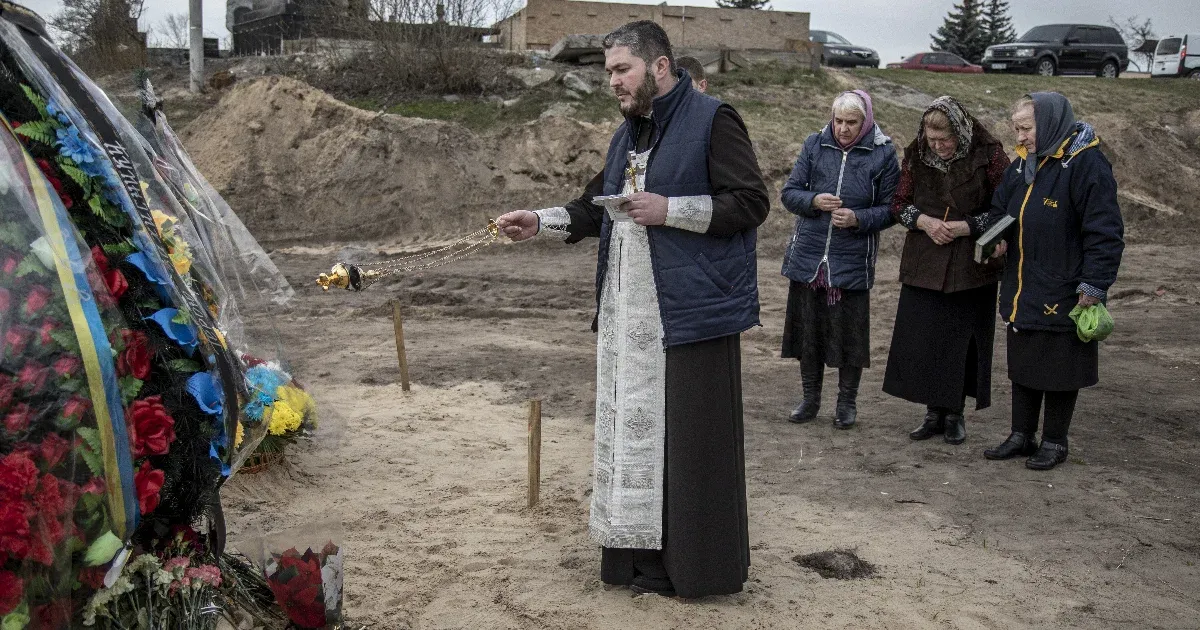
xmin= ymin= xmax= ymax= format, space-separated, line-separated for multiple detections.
xmin=975 ymin=214 xmax=1016 ymax=263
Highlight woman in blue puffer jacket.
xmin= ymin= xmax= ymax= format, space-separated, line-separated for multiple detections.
xmin=780 ymin=90 xmax=899 ymax=429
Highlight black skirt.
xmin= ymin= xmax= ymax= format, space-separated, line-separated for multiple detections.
xmin=600 ymin=334 xmax=750 ymax=598
xmin=882 ymin=283 xmax=997 ymax=410
xmin=780 ymin=282 xmax=871 ymax=369
xmin=1006 ymin=326 xmax=1098 ymax=391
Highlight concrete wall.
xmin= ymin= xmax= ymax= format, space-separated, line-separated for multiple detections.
xmin=495 ymin=0 xmax=809 ymax=53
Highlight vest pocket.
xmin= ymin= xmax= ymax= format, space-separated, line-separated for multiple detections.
xmin=694 ymin=252 xmax=735 ymax=295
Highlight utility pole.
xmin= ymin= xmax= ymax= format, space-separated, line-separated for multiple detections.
xmin=189 ymin=0 xmax=203 ymax=93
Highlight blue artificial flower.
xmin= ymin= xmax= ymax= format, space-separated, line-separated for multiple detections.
xmin=145 ymin=308 xmax=198 ymax=356
xmin=126 ymin=252 xmax=173 ymax=304
xmin=242 ymin=364 xmax=287 ymax=422
xmin=45 ymin=98 xmax=71 ymax=125
xmin=55 ymin=125 xmax=98 ymax=167
xmin=78 ymin=153 xmax=109 ymax=179
xmin=186 ymin=372 xmax=224 ymax=416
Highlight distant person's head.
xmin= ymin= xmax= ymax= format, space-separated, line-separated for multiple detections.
xmin=831 ymin=90 xmax=873 ymax=148
xmin=676 ymin=56 xmax=707 ymax=93
xmin=920 ymin=96 xmax=972 ymax=162
xmin=603 ymin=21 xmax=677 ymax=117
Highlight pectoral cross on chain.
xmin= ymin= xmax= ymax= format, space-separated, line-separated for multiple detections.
xmin=624 ymin=150 xmax=643 ymax=194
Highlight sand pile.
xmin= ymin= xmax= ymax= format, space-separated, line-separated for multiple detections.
xmin=181 ymin=76 xmax=615 ymax=245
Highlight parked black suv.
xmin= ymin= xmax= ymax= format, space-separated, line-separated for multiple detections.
xmin=810 ymin=30 xmax=880 ymax=68
xmin=983 ymin=24 xmax=1129 ymax=77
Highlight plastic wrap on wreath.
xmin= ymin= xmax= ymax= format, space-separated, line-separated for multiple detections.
xmin=237 ymin=520 xmax=344 ymax=630
xmin=0 ymin=16 xmax=305 ymax=476
xmin=0 ymin=104 xmax=139 ymax=627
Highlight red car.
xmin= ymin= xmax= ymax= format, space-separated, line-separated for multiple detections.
xmin=887 ymin=52 xmax=984 ymax=73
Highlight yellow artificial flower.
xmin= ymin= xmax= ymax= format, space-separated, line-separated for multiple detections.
xmin=169 ymin=240 xmax=192 ymax=275
xmin=276 ymin=385 xmax=316 ymax=428
xmin=234 ymin=421 xmax=244 ymax=448
xmin=151 ymin=209 xmax=175 ymax=237
xmin=267 ymin=401 xmax=303 ymax=436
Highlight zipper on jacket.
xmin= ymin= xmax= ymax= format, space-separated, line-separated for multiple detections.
xmin=1008 ymin=155 xmax=1051 ymax=323
xmin=809 ymin=150 xmax=849 ymax=283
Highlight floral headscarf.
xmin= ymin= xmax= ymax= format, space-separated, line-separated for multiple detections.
xmin=918 ymin=96 xmax=974 ymax=173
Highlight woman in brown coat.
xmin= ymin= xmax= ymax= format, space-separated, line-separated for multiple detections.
xmin=882 ymin=96 xmax=1009 ymax=444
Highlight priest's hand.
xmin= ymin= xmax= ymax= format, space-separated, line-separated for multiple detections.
xmin=622 ymin=192 xmax=668 ymax=226
xmin=831 ymin=208 xmax=859 ymax=229
xmin=496 ymin=210 xmax=539 ymax=242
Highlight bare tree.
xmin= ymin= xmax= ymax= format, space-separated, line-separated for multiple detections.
xmin=152 ymin=13 xmax=189 ymax=49
xmin=1108 ymin=15 xmax=1155 ymax=72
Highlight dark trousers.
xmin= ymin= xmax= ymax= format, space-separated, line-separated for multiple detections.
xmin=1011 ymin=382 xmax=1079 ymax=445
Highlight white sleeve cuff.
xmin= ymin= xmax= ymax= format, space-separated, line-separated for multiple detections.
xmin=533 ymin=207 xmax=571 ymax=241
xmin=664 ymin=195 xmax=713 ymax=233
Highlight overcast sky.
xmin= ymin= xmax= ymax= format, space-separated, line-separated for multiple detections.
xmin=15 ymin=0 xmax=1200 ymax=66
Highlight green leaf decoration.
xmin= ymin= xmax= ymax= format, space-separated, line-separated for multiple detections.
xmin=0 ymin=222 xmax=26 ymax=247
xmin=168 ymin=358 xmax=203 ymax=373
xmin=170 ymin=309 xmax=192 ymax=325
xmin=21 ymin=83 xmax=48 ymax=117
xmin=118 ymin=376 xmax=143 ymax=404
xmin=49 ymin=328 xmax=80 ymax=354
xmin=136 ymin=296 xmax=161 ymax=310
xmin=13 ymin=119 xmax=55 ymax=146
xmin=101 ymin=240 xmax=137 ymax=256
xmin=56 ymin=159 xmax=91 ymax=194
xmin=76 ymin=426 xmax=104 ymax=477
xmin=2 ymin=602 xmax=30 ymax=630
xmin=14 ymin=252 xmax=48 ymax=277
xmin=87 ymin=194 xmax=104 ymax=217
xmin=84 ymin=531 xmax=123 ymax=567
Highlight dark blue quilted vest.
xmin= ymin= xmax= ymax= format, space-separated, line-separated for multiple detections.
xmin=596 ymin=73 xmax=760 ymax=348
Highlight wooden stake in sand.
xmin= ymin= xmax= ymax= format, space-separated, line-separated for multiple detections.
xmin=391 ymin=301 xmax=411 ymax=392
xmin=528 ymin=399 xmax=542 ymax=508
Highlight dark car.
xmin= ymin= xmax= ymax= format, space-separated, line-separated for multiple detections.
xmin=982 ymin=24 xmax=1129 ymax=77
xmin=810 ymin=30 xmax=880 ymax=68
xmin=887 ymin=51 xmax=984 ymax=73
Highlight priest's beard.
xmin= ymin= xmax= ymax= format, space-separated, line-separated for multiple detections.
xmin=618 ymin=69 xmax=658 ymax=118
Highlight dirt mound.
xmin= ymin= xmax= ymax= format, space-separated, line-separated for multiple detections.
xmin=181 ymin=76 xmax=614 ymax=245
xmin=794 ymin=549 xmax=878 ymax=580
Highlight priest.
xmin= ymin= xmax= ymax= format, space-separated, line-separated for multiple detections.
xmin=496 ymin=20 xmax=769 ymax=598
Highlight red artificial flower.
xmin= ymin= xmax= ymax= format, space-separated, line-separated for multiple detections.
xmin=267 ymin=549 xmax=328 ymax=628
xmin=117 ymin=330 xmax=151 ymax=380
xmin=78 ymin=566 xmax=107 ymax=590
xmin=127 ymin=396 xmax=175 ymax=458
xmin=103 ymin=268 xmax=128 ymax=301
xmin=0 ymin=570 xmax=21 ymax=615
xmin=3 ymin=327 xmax=32 ymax=357
xmin=90 ymin=246 xmax=110 ymax=274
xmin=3 ymin=403 xmax=32 ymax=434
xmin=16 ymin=362 xmax=49 ymax=395
xmin=0 ymin=375 xmax=15 ymax=413
xmin=61 ymin=397 xmax=91 ymax=425
xmin=52 ymin=355 xmax=82 ymax=379
xmin=21 ymin=286 xmax=53 ymax=319
xmin=39 ymin=433 xmax=71 ymax=469
xmin=80 ymin=476 xmax=105 ymax=496
xmin=1 ymin=255 xmax=18 ymax=276
xmin=0 ymin=500 xmax=32 ymax=560
xmin=33 ymin=599 xmax=71 ymax=629
xmin=34 ymin=159 xmax=72 ymax=210
xmin=0 ymin=451 xmax=39 ymax=500
xmin=134 ymin=461 xmax=164 ymax=515
xmin=36 ymin=321 xmax=57 ymax=347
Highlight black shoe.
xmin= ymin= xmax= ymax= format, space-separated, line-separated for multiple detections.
xmin=1025 ymin=441 xmax=1069 ymax=470
xmin=984 ymin=432 xmax=1037 ymax=460
xmin=833 ymin=367 xmax=861 ymax=430
xmin=943 ymin=412 xmax=966 ymax=445
xmin=630 ymin=575 xmax=676 ymax=597
xmin=789 ymin=400 xmax=820 ymax=424
xmin=909 ymin=409 xmax=945 ymax=440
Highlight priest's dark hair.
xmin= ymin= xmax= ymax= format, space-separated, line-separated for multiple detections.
xmin=603 ymin=20 xmax=676 ymax=73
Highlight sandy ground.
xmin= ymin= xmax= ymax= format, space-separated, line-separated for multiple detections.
xmin=219 ymin=236 xmax=1200 ymax=630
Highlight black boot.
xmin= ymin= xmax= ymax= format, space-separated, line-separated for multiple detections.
xmin=909 ymin=408 xmax=945 ymax=440
xmin=788 ymin=361 xmax=823 ymax=424
xmin=833 ymin=367 xmax=861 ymax=429
xmin=1025 ymin=440 xmax=1069 ymax=470
xmin=943 ymin=410 xmax=966 ymax=445
xmin=983 ymin=432 xmax=1038 ymax=460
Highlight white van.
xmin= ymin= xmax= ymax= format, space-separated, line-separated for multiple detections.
xmin=1151 ymin=34 xmax=1200 ymax=78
